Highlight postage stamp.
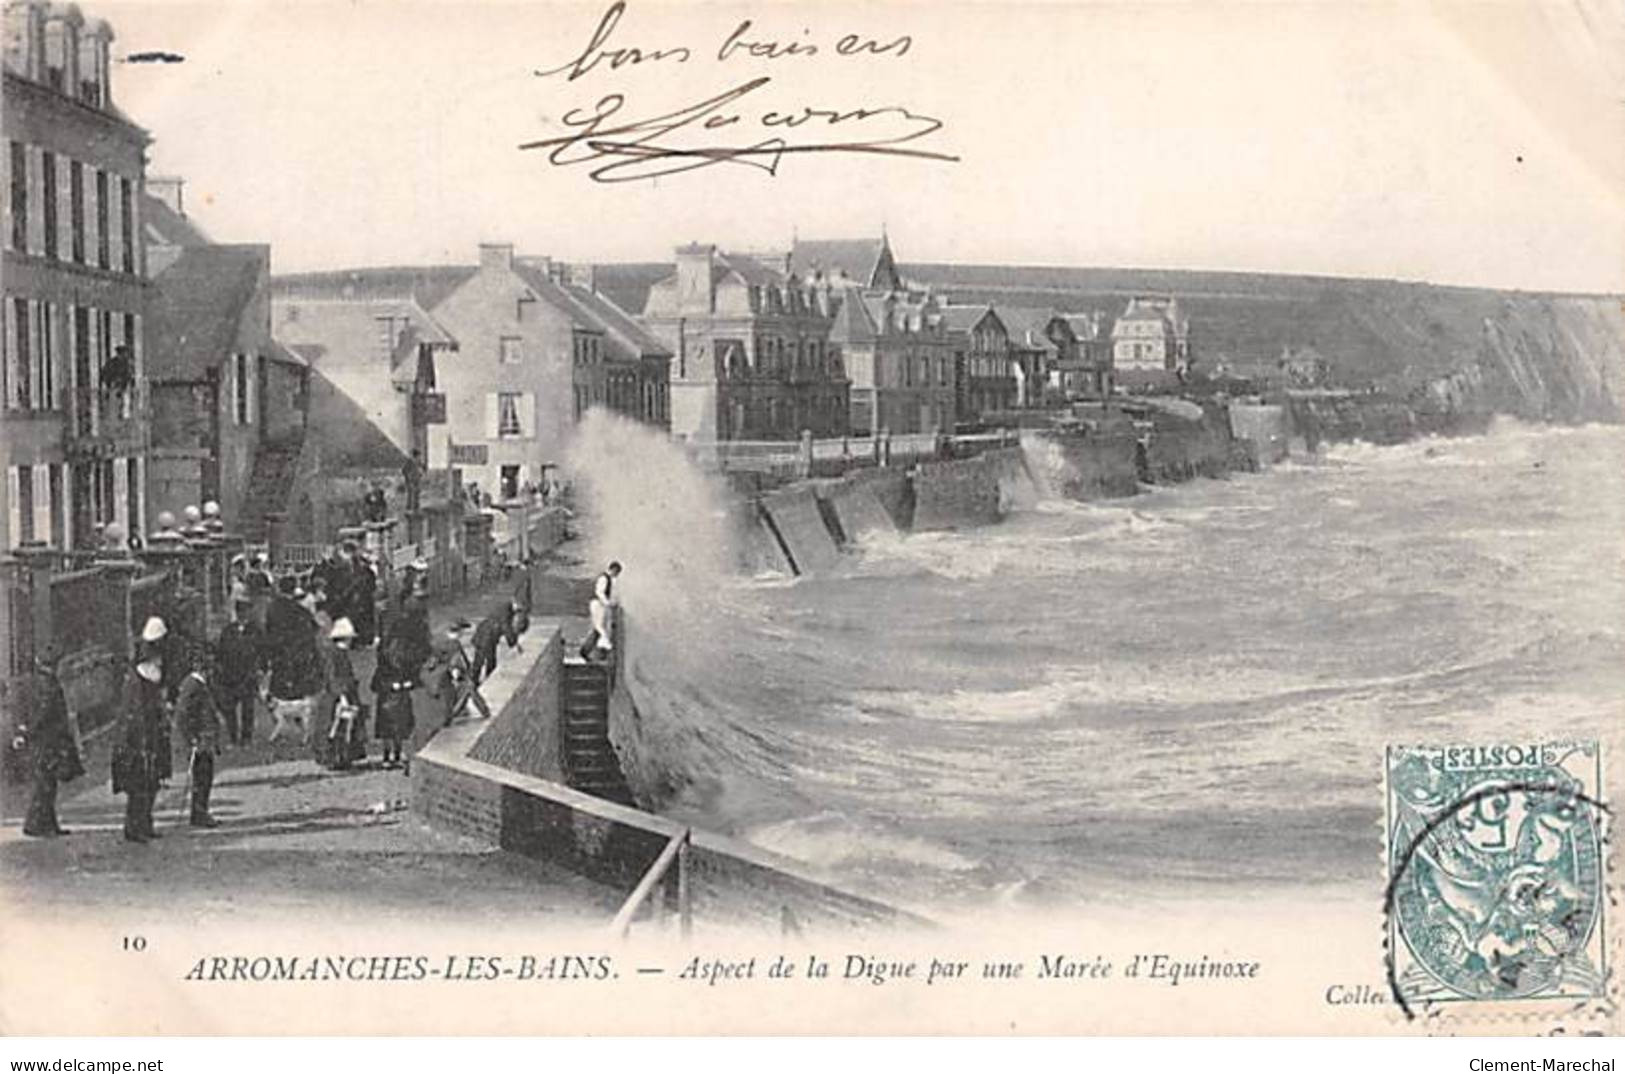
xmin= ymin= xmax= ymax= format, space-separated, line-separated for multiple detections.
xmin=1384 ymin=741 xmax=1609 ymax=1018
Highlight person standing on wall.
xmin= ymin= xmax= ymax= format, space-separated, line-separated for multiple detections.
xmin=16 ymin=644 xmax=84 ymax=838
xmin=578 ymin=561 xmax=622 ymax=662
xmin=470 ymin=601 xmax=522 ymax=685
xmin=113 ymin=622 xmax=172 ymax=844
xmin=175 ymin=652 xmax=225 ymax=828
xmin=433 ymin=620 xmax=492 ymax=726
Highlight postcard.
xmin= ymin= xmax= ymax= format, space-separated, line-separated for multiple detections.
xmin=1 ymin=0 xmax=1621 ymax=1037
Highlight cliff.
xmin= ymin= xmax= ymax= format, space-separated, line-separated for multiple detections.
xmin=900 ymin=264 xmax=1625 ymax=423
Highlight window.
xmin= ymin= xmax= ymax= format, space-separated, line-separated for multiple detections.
xmin=41 ymin=151 xmax=56 ymax=259
xmin=499 ymin=336 xmax=521 ymax=365
xmin=68 ymin=160 xmax=83 ymax=263
xmin=126 ymin=458 xmax=140 ymax=535
xmin=39 ymin=301 xmax=53 ymax=409
xmin=72 ymin=305 xmax=91 ymax=435
xmin=120 ymin=312 xmax=135 ymax=418
xmin=43 ymin=23 xmax=66 ymax=90
xmin=9 ymin=142 xmax=25 ymax=252
xmin=8 ymin=298 xmax=30 ymax=410
xmin=497 ymin=392 xmax=522 ymax=437
xmin=49 ymin=465 xmax=65 ymax=548
xmin=15 ymin=464 xmax=34 ymax=545
xmin=119 ymin=178 xmax=132 ymax=273
xmin=94 ymin=169 xmax=108 ymax=268
xmin=375 ymin=315 xmax=405 ymax=358
xmin=234 ymin=353 xmax=251 ymax=424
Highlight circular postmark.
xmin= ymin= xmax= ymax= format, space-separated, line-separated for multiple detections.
xmin=1383 ymin=753 xmax=1609 ymax=1020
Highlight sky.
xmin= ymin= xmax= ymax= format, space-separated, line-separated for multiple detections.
xmin=100 ymin=0 xmax=1625 ymax=292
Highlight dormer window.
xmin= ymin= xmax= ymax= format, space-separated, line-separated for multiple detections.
xmin=517 ymin=294 xmax=535 ymax=322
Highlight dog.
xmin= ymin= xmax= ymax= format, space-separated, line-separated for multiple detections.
xmin=267 ymin=694 xmax=317 ymax=745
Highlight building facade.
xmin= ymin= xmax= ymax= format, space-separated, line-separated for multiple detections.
xmin=1059 ymin=311 xmax=1113 ymax=399
xmin=146 ymin=241 xmax=309 ymax=527
xmin=642 ymin=243 xmax=847 ymax=442
xmin=1112 ymin=296 xmax=1191 ymax=374
xmin=2 ymin=0 xmax=151 ymax=558
xmin=944 ymin=305 xmax=1014 ymax=423
xmin=275 ymin=244 xmax=669 ymax=510
xmin=836 ymin=287 xmax=956 ymax=436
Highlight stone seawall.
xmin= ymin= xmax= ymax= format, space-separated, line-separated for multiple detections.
xmin=413 ymin=622 xmax=922 ymax=932
xmin=912 ymin=454 xmax=1005 ymax=532
xmin=724 ymin=390 xmax=1541 ymax=577
xmin=1228 ymin=404 xmax=1291 ymax=466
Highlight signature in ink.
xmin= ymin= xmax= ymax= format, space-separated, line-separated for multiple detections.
xmin=518 ymin=76 xmax=957 ymax=183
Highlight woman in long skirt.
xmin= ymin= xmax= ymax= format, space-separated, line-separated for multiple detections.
xmin=318 ymin=618 xmax=367 ymax=770
xmin=371 ymin=636 xmax=416 ymax=772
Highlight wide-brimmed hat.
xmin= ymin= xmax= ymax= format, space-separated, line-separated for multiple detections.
xmin=330 ymin=617 xmax=356 ymax=640
xmin=411 ymin=558 xmax=429 ymax=572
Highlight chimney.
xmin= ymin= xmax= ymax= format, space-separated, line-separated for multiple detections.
xmin=568 ymin=262 xmax=596 ymax=292
xmin=674 ymin=243 xmax=716 ymax=315
xmin=478 ymin=243 xmax=514 ymax=271
xmin=148 ymin=176 xmax=185 ymax=217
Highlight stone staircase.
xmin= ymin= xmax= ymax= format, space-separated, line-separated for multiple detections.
xmin=560 ymin=658 xmax=634 ymax=805
xmin=237 ymin=438 xmax=305 ymax=541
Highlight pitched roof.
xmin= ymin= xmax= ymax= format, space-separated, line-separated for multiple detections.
xmin=146 ymin=245 xmax=268 ymax=380
xmin=569 ymin=284 xmax=671 ymax=360
xmin=788 ymin=238 xmax=890 ymax=287
xmin=996 ymin=306 xmax=1062 ymax=352
xmin=716 ymin=251 xmax=785 ymax=287
xmin=827 ymin=287 xmax=879 ymax=345
xmin=267 ymin=338 xmax=308 ymax=368
xmin=1063 ymin=312 xmax=1105 ymax=341
xmin=510 ymin=259 xmax=671 ymax=364
xmin=941 ymin=304 xmax=996 ymax=333
xmin=140 ymin=192 xmax=212 ymax=249
xmin=272 ymin=265 xmax=478 ymax=310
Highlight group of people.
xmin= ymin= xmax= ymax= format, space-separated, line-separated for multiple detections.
xmin=13 ymin=539 xmax=589 ymax=845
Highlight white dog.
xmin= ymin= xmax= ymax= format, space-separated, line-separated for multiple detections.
xmin=267 ymin=694 xmax=317 ymax=745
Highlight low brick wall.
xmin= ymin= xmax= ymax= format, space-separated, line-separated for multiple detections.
xmin=412 ymin=624 xmax=924 ymax=932
xmin=466 ymin=623 xmax=563 ymax=782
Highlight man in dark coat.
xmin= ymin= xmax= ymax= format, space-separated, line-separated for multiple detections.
xmin=214 ymin=604 xmax=263 ymax=746
xmin=469 ymin=601 xmax=522 ymax=685
xmin=175 ymin=654 xmax=224 ymax=828
xmin=114 ymin=643 xmax=170 ymax=844
xmin=345 ymin=545 xmax=378 ymax=648
xmin=388 ymin=573 xmax=433 ymax=685
xmin=265 ymin=580 xmax=325 ymax=742
xmin=309 ymin=545 xmax=353 ymax=622
xmin=16 ymin=646 xmax=83 ymax=838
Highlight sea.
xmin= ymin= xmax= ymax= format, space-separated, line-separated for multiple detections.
xmin=567 ymin=415 xmax=1625 ymax=916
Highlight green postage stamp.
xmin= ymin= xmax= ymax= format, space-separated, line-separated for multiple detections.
xmin=1385 ymin=741 xmax=1609 ymax=1017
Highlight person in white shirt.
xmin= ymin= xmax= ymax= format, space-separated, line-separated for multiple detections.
xmin=578 ymin=562 xmax=622 ymax=661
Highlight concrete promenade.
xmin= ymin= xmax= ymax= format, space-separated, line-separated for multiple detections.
xmin=0 ymin=551 xmax=612 ymax=921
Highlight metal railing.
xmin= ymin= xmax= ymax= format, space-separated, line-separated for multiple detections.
xmin=685 ymin=428 xmax=1018 ymax=478
xmin=610 ymin=828 xmax=692 ymax=939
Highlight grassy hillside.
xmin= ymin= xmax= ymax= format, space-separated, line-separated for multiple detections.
xmin=595 ymin=260 xmax=1625 ymax=422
